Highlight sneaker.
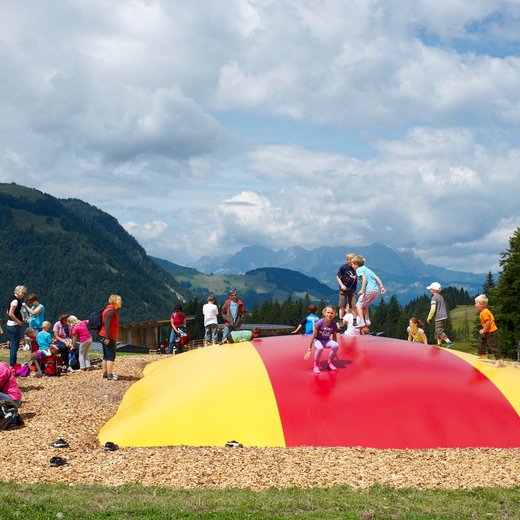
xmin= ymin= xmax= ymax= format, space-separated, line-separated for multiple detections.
xmin=104 ymin=441 xmax=119 ymax=451
xmin=49 ymin=456 xmax=67 ymax=467
xmin=51 ymin=438 xmax=69 ymax=448
xmin=102 ymin=372 xmax=108 ymax=379
xmin=446 ymin=342 xmax=454 ymax=349
xmin=107 ymin=374 xmax=118 ymax=381
xmin=328 ymin=361 xmax=337 ymax=371
xmin=225 ymin=440 xmax=243 ymax=448
xmin=313 ymin=364 xmax=320 ymax=375
xmin=66 ymin=366 xmax=75 ymax=373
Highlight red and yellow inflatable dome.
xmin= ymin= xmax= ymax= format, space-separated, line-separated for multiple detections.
xmin=99 ymin=335 xmax=520 ymax=448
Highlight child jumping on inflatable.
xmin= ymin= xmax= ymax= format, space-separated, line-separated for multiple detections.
xmin=351 ymin=255 xmax=385 ymax=329
xmin=304 ymin=305 xmax=339 ymax=374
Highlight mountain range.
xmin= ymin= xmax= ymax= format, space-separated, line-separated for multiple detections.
xmin=189 ymin=244 xmax=487 ymax=303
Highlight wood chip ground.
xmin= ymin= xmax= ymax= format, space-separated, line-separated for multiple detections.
xmin=2 ymin=355 xmax=519 ymax=490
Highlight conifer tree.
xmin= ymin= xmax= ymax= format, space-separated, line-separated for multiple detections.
xmin=494 ymin=228 xmax=520 ymax=358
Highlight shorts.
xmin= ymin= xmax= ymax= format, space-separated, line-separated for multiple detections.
xmin=434 ymin=320 xmax=448 ymax=341
xmin=100 ymin=337 xmax=117 ymax=362
xmin=356 ymin=290 xmax=379 ymax=309
xmin=338 ymin=290 xmax=358 ymax=309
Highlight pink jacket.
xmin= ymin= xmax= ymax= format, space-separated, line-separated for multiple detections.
xmin=0 ymin=361 xmax=22 ymax=401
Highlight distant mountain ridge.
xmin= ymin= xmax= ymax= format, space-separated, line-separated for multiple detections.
xmin=190 ymin=244 xmax=486 ymax=303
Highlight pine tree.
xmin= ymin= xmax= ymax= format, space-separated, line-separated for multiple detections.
xmin=482 ymin=271 xmax=496 ymax=295
xmin=494 ymin=228 xmax=520 ymax=359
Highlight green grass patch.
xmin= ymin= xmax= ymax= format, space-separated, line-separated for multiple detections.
xmin=0 ymin=482 xmax=518 ymax=519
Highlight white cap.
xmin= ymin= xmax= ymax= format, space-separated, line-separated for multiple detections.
xmin=427 ymin=282 xmax=441 ymax=291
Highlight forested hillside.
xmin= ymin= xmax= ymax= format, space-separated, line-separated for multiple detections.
xmin=0 ymin=183 xmax=190 ymax=324
xmin=153 ymin=257 xmax=336 ymax=306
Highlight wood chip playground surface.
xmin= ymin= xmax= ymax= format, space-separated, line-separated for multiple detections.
xmin=2 ymin=355 xmax=520 ymax=490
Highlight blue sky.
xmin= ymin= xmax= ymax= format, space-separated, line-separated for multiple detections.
xmin=1 ymin=0 xmax=519 ymax=273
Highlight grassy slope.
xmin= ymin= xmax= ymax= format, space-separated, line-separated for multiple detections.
xmin=0 ymin=482 xmax=518 ymax=519
xmin=450 ymin=305 xmax=478 ymax=354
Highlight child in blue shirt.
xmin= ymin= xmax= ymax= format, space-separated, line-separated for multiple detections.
xmin=36 ymin=321 xmax=58 ymax=356
xmin=291 ymin=305 xmax=320 ymax=335
xmin=351 ymin=255 xmax=385 ymax=329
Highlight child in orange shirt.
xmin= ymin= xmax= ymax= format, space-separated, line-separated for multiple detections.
xmin=474 ymin=294 xmax=503 ymax=368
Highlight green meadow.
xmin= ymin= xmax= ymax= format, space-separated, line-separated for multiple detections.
xmin=1 ymin=482 xmax=519 ymax=519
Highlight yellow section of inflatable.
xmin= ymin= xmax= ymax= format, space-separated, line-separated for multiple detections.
xmin=99 ymin=343 xmax=286 ymax=447
xmin=448 ymin=350 xmax=520 ymax=416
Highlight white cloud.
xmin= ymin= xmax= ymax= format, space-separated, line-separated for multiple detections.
xmin=0 ymin=1 xmax=519 ymax=273
xmin=123 ymin=220 xmax=169 ymax=241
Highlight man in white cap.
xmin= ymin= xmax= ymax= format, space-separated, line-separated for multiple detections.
xmin=426 ymin=282 xmax=453 ymax=348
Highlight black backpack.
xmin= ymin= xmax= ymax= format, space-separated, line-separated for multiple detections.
xmin=87 ymin=307 xmax=105 ymax=332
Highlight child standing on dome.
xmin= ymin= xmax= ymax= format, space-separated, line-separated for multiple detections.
xmin=304 ymin=305 xmax=339 ymax=374
xmin=426 ymin=282 xmax=453 ymax=348
xmin=351 ymin=255 xmax=385 ymax=329
xmin=475 ymin=294 xmax=503 ymax=368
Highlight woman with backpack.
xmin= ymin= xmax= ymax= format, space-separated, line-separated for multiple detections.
xmin=98 ymin=294 xmax=122 ymax=381
xmin=6 ymin=285 xmax=27 ymax=368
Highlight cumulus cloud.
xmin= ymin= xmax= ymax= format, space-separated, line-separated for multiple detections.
xmin=0 ymin=1 xmax=519 ymax=273
xmin=123 ymin=220 xmax=169 ymax=241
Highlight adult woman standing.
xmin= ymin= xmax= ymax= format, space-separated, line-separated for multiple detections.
xmin=168 ymin=305 xmax=187 ymax=354
xmin=23 ymin=293 xmax=45 ymax=334
xmin=6 ymin=285 xmax=27 ymax=368
xmin=98 ymin=294 xmax=122 ymax=381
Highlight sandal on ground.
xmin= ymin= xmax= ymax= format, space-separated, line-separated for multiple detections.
xmin=51 ymin=438 xmax=69 ymax=448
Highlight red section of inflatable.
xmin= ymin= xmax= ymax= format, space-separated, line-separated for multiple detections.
xmin=254 ymin=335 xmax=520 ymax=448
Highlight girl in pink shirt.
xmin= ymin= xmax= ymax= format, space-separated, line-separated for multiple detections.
xmin=0 ymin=361 xmax=22 ymax=406
xmin=68 ymin=316 xmax=93 ymax=371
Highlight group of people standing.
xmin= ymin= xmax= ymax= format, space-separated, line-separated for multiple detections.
xmin=167 ymin=290 xmax=259 ymax=353
xmin=4 ymin=286 xmax=122 ymax=382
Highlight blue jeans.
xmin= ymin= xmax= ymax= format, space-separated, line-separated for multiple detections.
xmin=7 ymin=324 xmax=22 ymax=367
xmin=204 ymin=324 xmax=219 ymax=343
xmin=54 ymin=340 xmax=70 ymax=368
xmin=168 ymin=329 xmax=178 ymax=354
xmin=0 ymin=392 xmax=21 ymax=407
xmin=221 ymin=324 xmax=237 ymax=344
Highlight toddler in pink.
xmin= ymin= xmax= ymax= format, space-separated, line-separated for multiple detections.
xmin=68 ymin=316 xmax=93 ymax=370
